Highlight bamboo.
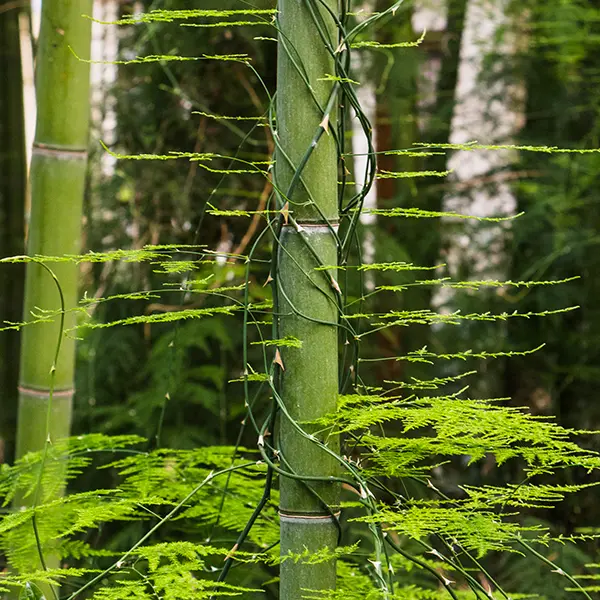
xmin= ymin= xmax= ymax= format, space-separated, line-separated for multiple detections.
xmin=15 ymin=0 xmax=92 ymax=489
xmin=0 ymin=0 xmax=27 ymax=465
xmin=275 ymin=0 xmax=340 ymax=597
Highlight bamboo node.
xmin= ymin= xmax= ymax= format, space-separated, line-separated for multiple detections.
xmin=279 ymin=511 xmax=341 ymax=522
xmin=32 ymin=142 xmax=88 ymax=161
xmin=18 ymin=385 xmax=74 ymax=399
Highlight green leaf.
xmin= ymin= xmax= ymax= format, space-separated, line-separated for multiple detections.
xmin=19 ymin=582 xmax=46 ymax=600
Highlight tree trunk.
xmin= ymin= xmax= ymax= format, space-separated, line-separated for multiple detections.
xmin=431 ymin=0 xmax=526 ymax=396
xmin=90 ymin=0 xmax=118 ymax=180
xmin=18 ymin=2 xmax=36 ymax=179
xmin=435 ymin=0 xmax=525 ymax=288
xmin=275 ymin=0 xmax=340 ymax=597
xmin=351 ymin=5 xmax=378 ymax=291
xmin=16 ymin=0 xmax=92 ymax=482
xmin=0 ymin=0 xmax=27 ymax=465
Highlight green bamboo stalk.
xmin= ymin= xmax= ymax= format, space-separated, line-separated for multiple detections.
xmin=275 ymin=0 xmax=340 ymax=597
xmin=14 ymin=0 xmax=92 ymax=568
xmin=0 ymin=0 xmax=27 ymax=465
xmin=17 ymin=0 xmax=92 ymax=455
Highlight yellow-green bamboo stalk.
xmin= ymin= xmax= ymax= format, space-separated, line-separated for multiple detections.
xmin=15 ymin=0 xmax=92 ymax=509
xmin=275 ymin=0 xmax=340 ymax=597
xmin=0 ymin=0 xmax=27 ymax=465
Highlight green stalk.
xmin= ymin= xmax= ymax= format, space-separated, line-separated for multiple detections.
xmin=275 ymin=0 xmax=340 ymax=597
xmin=0 ymin=0 xmax=27 ymax=465
xmin=13 ymin=0 xmax=92 ymax=572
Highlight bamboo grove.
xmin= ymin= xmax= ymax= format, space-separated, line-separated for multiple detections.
xmin=1 ymin=2 xmax=600 ymax=600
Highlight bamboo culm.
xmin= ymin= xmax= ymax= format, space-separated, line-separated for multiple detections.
xmin=14 ymin=0 xmax=92 ymax=574
xmin=275 ymin=0 xmax=341 ymax=597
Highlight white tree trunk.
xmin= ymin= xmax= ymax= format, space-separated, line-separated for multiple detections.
xmin=18 ymin=11 xmax=35 ymax=179
xmin=352 ymin=50 xmax=378 ymax=290
xmin=351 ymin=3 xmax=379 ymax=291
xmin=90 ymin=0 xmax=118 ymax=178
xmin=432 ymin=0 xmax=526 ymax=312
